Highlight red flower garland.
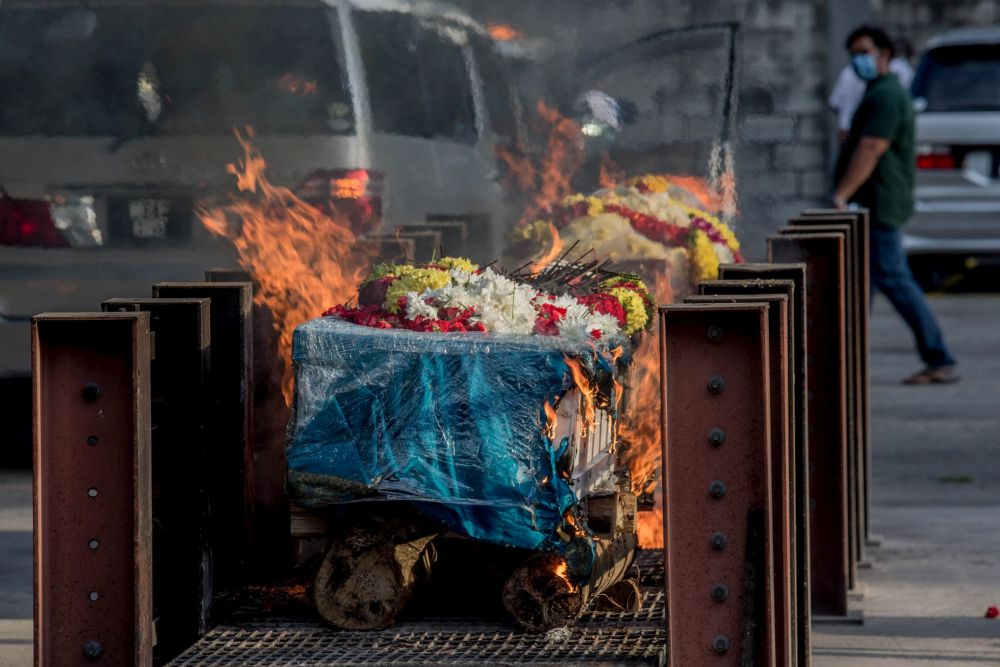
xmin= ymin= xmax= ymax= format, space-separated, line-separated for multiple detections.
xmin=577 ymin=293 xmax=627 ymax=328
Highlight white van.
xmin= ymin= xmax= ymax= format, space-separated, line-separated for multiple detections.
xmin=908 ymin=26 xmax=1000 ymax=286
xmin=0 ymin=0 xmax=525 ymax=377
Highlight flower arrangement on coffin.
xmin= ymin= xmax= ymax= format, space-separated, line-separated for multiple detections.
xmin=290 ymin=254 xmax=653 ymax=604
xmin=326 ymin=256 xmax=654 ymax=345
xmin=515 ymin=174 xmax=742 ymax=291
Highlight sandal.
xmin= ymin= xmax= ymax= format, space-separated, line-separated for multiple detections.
xmin=903 ymin=366 xmax=960 ymax=385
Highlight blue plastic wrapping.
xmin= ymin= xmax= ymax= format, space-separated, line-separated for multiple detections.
xmin=287 ymin=317 xmax=617 ymax=554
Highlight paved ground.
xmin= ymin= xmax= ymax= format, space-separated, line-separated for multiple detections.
xmin=0 ymin=470 xmax=31 ymax=667
xmin=813 ymin=294 xmax=1000 ymax=665
xmin=2 ymin=294 xmax=999 ymax=665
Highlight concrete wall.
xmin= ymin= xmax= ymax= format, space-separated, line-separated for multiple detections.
xmin=457 ymin=0 xmax=995 ymax=259
xmin=876 ymin=0 xmax=1000 ymax=52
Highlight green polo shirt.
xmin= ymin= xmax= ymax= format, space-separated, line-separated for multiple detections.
xmin=834 ymin=73 xmax=915 ymax=227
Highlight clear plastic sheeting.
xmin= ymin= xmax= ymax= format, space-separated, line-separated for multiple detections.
xmin=287 ymin=317 xmax=604 ymax=552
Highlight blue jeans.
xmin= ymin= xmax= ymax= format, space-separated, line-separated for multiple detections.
xmin=870 ymin=222 xmax=956 ymax=369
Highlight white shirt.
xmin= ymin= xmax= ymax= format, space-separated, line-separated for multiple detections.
xmin=828 ymin=58 xmax=916 ymax=131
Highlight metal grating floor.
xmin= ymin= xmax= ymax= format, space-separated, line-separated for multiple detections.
xmin=169 ymin=549 xmax=666 ymax=666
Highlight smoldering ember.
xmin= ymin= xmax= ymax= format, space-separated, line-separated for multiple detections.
xmin=8 ymin=1 xmax=1000 ymax=666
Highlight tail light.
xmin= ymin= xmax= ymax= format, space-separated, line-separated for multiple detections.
xmin=0 ymin=194 xmax=103 ymax=247
xmin=916 ymin=145 xmax=958 ymax=170
xmin=295 ymin=169 xmax=384 ymax=234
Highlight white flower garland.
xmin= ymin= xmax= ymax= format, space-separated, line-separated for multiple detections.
xmin=403 ymin=267 xmax=625 ymax=342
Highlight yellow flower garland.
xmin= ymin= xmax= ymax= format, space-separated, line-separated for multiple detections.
xmin=436 ymin=256 xmax=479 ymax=273
xmin=690 ymin=230 xmax=720 ymax=283
xmin=609 ymin=287 xmax=649 ymax=334
xmin=384 ymin=267 xmax=451 ymax=312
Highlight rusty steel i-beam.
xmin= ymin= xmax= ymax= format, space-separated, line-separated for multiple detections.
xmin=800 ymin=209 xmax=873 ymax=552
xmin=661 ymin=303 xmax=776 ymax=666
xmin=778 ymin=223 xmax=859 ymax=589
xmin=102 ymin=297 xmax=212 ymax=662
xmin=788 ymin=216 xmax=867 ymax=574
xmin=684 ymin=292 xmax=792 ymax=667
xmin=152 ymin=282 xmax=252 ymax=593
xmin=768 ymin=234 xmax=851 ymax=619
xmin=716 ymin=264 xmax=811 ymax=663
xmin=33 ymin=313 xmax=153 ymax=666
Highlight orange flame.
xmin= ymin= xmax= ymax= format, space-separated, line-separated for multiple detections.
xmin=531 ymin=221 xmax=563 ymax=273
xmin=563 ymin=356 xmax=595 ymax=436
xmin=553 ymin=558 xmax=579 ymax=593
xmin=277 ymin=73 xmax=317 ymax=96
xmin=661 ymin=174 xmax=723 ymax=212
xmin=620 ymin=274 xmax=674 ymax=548
xmin=599 ymin=153 xmax=624 ymax=189
xmin=496 ymin=101 xmax=584 ymax=227
xmin=487 ymin=23 xmax=522 ymax=41
xmin=199 ymin=128 xmax=373 ymax=405
xmin=543 ymin=398 xmax=558 ymax=441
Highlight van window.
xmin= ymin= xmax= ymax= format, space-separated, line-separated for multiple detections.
xmin=913 ymin=44 xmax=1000 ymax=112
xmin=0 ymin=6 xmax=354 ymax=136
xmin=470 ymin=34 xmax=520 ymax=145
xmin=354 ymin=11 xmax=477 ymax=144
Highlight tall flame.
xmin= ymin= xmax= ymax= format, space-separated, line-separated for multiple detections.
xmin=563 ymin=355 xmax=596 ymax=436
xmin=496 ymin=101 xmax=584 ymax=227
xmin=530 ymin=221 xmax=564 ymax=273
xmin=620 ymin=274 xmax=675 ymax=548
xmin=199 ymin=128 xmax=372 ymax=405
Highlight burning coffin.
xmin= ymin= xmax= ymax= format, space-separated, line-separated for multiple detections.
xmin=285 ymin=258 xmax=650 ymax=629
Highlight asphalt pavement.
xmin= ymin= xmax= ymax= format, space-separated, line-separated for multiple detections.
xmin=0 ymin=470 xmax=31 ymax=667
xmin=1 ymin=294 xmax=998 ymax=665
xmin=813 ymin=294 xmax=1000 ymax=665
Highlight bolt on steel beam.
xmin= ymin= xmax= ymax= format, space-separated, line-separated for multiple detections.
xmin=661 ymin=303 xmax=776 ymax=666
xmin=152 ymin=283 xmax=252 ymax=595
xmin=716 ymin=265 xmax=811 ymax=664
xmin=768 ymin=235 xmax=851 ymax=619
xmin=799 ymin=209 xmax=873 ymax=550
xmin=778 ymin=224 xmax=860 ymax=591
xmin=102 ymin=298 xmax=212 ymax=661
xmin=33 ymin=312 xmax=153 ymax=666
xmin=685 ymin=293 xmax=793 ymax=667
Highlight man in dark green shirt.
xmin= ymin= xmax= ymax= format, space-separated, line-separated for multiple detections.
xmin=833 ymin=25 xmax=957 ymax=383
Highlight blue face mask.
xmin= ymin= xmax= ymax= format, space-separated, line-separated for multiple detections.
xmin=852 ymin=53 xmax=879 ymax=81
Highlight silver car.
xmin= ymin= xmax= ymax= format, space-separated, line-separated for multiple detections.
xmin=908 ymin=26 xmax=1000 ymax=284
xmin=0 ymin=0 xmax=523 ymax=379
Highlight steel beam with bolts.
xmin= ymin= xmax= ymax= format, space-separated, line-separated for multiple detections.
xmin=661 ymin=303 xmax=775 ymax=666
xmin=32 ymin=312 xmax=153 ymax=666
xmin=778 ymin=223 xmax=859 ymax=591
xmin=799 ymin=209 xmax=873 ymax=551
xmin=102 ymin=297 xmax=212 ymax=662
xmin=152 ymin=282 xmax=252 ymax=593
xmin=684 ymin=292 xmax=792 ymax=666
xmin=716 ymin=264 xmax=811 ymax=661
xmin=789 ymin=216 xmax=867 ymax=574
xmin=768 ymin=234 xmax=851 ymax=619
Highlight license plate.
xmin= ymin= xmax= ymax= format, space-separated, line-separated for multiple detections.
xmin=129 ymin=198 xmax=170 ymax=239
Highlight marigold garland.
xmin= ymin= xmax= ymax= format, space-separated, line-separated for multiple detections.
xmin=542 ymin=175 xmax=743 ymax=286
xmin=690 ymin=230 xmax=720 ymax=283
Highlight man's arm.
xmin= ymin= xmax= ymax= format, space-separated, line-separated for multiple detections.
xmin=833 ymin=136 xmax=891 ymax=206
